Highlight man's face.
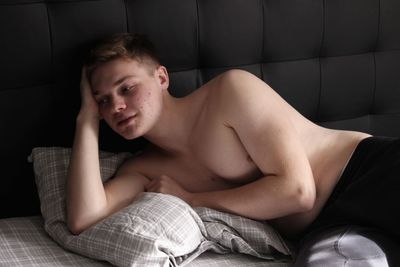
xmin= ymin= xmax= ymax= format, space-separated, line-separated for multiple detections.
xmin=90 ymin=57 xmax=168 ymax=139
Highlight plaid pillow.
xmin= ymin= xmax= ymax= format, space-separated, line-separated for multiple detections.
xmin=195 ymin=207 xmax=292 ymax=261
xmin=31 ymin=147 xmax=205 ymax=267
xmin=31 ymin=147 xmax=293 ymax=267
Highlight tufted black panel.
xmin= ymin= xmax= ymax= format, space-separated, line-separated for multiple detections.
xmin=0 ymin=0 xmax=400 ymax=218
xmin=198 ymin=0 xmax=263 ymax=68
xmin=48 ymin=0 xmax=127 ymax=80
xmin=262 ymin=59 xmax=320 ymax=120
xmin=321 ymin=0 xmax=379 ymax=57
xmin=127 ymin=0 xmax=198 ymax=71
xmin=319 ymin=53 xmax=375 ymax=121
xmin=0 ymin=3 xmax=51 ymax=90
xmin=262 ymin=0 xmax=323 ymax=61
xmin=375 ymin=51 xmax=400 ymax=114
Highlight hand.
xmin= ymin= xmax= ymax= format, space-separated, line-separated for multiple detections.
xmin=78 ymin=66 xmax=100 ymax=121
xmin=145 ymin=175 xmax=193 ymax=205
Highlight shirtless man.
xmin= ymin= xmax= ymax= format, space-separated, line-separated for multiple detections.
xmin=66 ymin=33 xmax=375 ymax=240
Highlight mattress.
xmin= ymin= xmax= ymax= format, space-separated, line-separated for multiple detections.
xmin=0 ymin=216 xmax=291 ymax=267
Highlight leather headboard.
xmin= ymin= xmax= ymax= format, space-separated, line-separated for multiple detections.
xmin=1 ymin=0 xmax=399 ymax=218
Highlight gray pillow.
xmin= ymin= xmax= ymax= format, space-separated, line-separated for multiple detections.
xmin=31 ymin=147 xmax=292 ymax=267
xmin=31 ymin=147 xmax=205 ymax=267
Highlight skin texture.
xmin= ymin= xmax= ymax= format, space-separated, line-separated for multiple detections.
xmin=66 ymin=58 xmax=371 ymax=238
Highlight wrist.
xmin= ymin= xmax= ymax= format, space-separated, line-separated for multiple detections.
xmin=76 ymin=110 xmax=100 ymax=125
xmin=189 ymin=192 xmax=203 ymax=207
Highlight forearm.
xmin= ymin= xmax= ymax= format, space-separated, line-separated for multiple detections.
xmin=66 ymin=115 xmax=107 ymax=232
xmin=191 ymin=175 xmax=315 ymax=221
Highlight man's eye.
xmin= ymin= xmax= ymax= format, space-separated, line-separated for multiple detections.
xmin=98 ymin=98 xmax=109 ymax=106
xmin=122 ymin=85 xmax=135 ymax=93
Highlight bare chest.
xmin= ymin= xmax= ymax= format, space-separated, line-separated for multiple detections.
xmin=142 ymin=124 xmax=263 ymax=193
xmin=186 ymin=120 xmax=262 ymax=192
xmin=190 ymin=118 xmax=263 ymax=182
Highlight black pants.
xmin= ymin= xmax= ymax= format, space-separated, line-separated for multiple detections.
xmin=304 ymin=136 xmax=400 ymax=241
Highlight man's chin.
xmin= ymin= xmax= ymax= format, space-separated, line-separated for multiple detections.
xmin=123 ymin=135 xmax=138 ymax=140
xmin=115 ymin=123 xmax=148 ymax=140
xmin=119 ymin=130 xmax=141 ymax=140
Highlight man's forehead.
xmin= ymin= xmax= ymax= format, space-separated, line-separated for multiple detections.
xmin=91 ymin=59 xmax=144 ymax=93
xmin=92 ymin=74 xmax=136 ymax=95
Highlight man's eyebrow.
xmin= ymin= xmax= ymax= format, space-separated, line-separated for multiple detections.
xmin=93 ymin=75 xmax=135 ymax=96
xmin=113 ymin=75 xmax=135 ymax=87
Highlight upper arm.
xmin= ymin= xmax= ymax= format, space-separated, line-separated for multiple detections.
xmin=103 ymin=156 xmax=150 ymax=215
xmin=219 ymin=70 xmax=315 ymax=195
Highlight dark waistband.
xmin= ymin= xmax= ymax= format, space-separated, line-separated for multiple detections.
xmin=324 ymin=135 xmax=398 ymax=211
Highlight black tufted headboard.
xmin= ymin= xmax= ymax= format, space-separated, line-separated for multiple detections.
xmin=1 ymin=0 xmax=400 ymax=218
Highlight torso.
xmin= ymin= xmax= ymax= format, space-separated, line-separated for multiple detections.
xmin=128 ymin=72 xmax=371 ymax=237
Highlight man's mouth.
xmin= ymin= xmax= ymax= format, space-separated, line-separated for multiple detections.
xmin=117 ymin=115 xmax=136 ymax=127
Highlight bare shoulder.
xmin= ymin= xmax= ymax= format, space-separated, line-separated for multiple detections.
xmin=207 ymin=69 xmax=289 ymax=124
xmin=209 ymin=69 xmax=281 ymax=109
xmin=207 ymin=69 xmax=314 ymax=178
xmin=214 ymin=69 xmax=268 ymax=92
xmin=115 ymin=145 xmax=159 ymax=178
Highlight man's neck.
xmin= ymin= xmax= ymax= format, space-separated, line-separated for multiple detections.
xmin=143 ymin=92 xmax=198 ymax=157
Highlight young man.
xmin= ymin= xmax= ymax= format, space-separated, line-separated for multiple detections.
xmin=66 ymin=33 xmax=399 ymax=248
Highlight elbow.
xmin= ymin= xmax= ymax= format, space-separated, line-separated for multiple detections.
xmin=67 ymin=217 xmax=87 ymax=235
xmin=66 ymin=199 xmax=108 ymax=235
xmin=67 ymin=211 xmax=98 ymax=235
xmin=66 ymin=206 xmax=87 ymax=235
xmin=294 ymin=182 xmax=316 ymax=213
xmin=67 ymin=209 xmax=108 ymax=235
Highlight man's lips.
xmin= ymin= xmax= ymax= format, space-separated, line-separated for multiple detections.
xmin=117 ymin=115 xmax=136 ymax=127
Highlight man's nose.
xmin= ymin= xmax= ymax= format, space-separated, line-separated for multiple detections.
xmin=112 ymin=97 xmax=126 ymax=112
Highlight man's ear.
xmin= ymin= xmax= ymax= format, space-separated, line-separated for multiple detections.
xmin=156 ymin=65 xmax=169 ymax=90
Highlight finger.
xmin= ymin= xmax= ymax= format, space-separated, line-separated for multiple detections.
xmin=160 ymin=174 xmax=173 ymax=182
xmin=144 ymin=181 xmax=153 ymax=191
xmin=145 ymin=183 xmax=156 ymax=192
xmin=145 ymin=178 xmax=158 ymax=191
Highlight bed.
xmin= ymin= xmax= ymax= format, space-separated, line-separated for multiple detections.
xmin=1 ymin=0 xmax=400 ymax=266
